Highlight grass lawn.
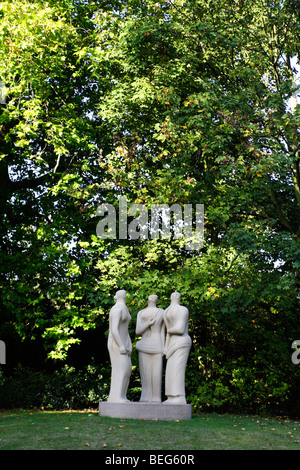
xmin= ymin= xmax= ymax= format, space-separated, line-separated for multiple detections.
xmin=0 ymin=409 xmax=300 ymax=451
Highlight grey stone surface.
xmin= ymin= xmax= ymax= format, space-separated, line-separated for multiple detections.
xmin=99 ymin=401 xmax=192 ymax=421
xmin=107 ymin=290 xmax=132 ymax=403
xmin=135 ymin=294 xmax=165 ymax=403
xmin=163 ymin=292 xmax=191 ymax=404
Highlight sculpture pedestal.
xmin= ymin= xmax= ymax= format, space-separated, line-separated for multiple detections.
xmin=99 ymin=401 xmax=192 ymax=421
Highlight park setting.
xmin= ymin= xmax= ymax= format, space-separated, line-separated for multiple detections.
xmin=0 ymin=0 xmax=300 ymax=452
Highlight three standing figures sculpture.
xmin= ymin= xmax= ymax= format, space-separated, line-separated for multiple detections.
xmin=107 ymin=290 xmax=191 ymax=405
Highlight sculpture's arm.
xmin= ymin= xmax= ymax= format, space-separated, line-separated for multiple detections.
xmin=160 ymin=314 xmax=166 ymax=353
xmin=126 ymin=329 xmax=132 ymax=354
xmin=163 ymin=332 xmax=170 ymax=356
xmin=136 ymin=314 xmax=154 ymax=336
xmin=135 ymin=314 xmax=147 ymax=336
xmin=110 ymin=309 xmax=127 ymax=354
xmin=167 ymin=310 xmax=188 ymax=336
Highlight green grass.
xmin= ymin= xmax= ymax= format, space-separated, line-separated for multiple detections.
xmin=0 ymin=409 xmax=300 ymax=450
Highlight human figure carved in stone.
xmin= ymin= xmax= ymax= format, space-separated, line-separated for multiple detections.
xmin=107 ymin=290 xmax=132 ymax=403
xmin=136 ymin=294 xmax=165 ymax=403
xmin=163 ymin=292 xmax=191 ymax=405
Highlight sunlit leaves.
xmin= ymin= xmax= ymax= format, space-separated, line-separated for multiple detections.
xmin=0 ymin=0 xmax=299 ymax=378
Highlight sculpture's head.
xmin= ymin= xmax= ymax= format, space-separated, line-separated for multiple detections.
xmin=114 ymin=289 xmax=127 ymax=301
xmin=148 ymin=294 xmax=158 ymax=303
xmin=171 ymin=291 xmax=181 ymax=302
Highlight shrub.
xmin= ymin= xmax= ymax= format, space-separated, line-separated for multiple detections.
xmin=0 ymin=363 xmax=110 ymax=409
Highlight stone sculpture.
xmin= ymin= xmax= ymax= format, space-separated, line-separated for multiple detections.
xmin=0 ymin=340 xmax=5 ymax=364
xmin=107 ymin=289 xmax=132 ymax=403
xmin=135 ymin=294 xmax=165 ymax=403
xmin=163 ymin=292 xmax=191 ymax=404
xmin=100 ymin=289 xmax=192 ymax=420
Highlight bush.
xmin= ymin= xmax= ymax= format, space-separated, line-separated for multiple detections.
xmin=0 ymin=363 xmax=110 ymax=409
xmin=186 ymin=346 xmax=294 ymax=415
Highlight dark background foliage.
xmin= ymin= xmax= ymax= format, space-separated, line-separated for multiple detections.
xmin=0 ymin=0 xmax=299 ymax=415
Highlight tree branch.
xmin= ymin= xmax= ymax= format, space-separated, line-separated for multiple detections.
xmin=292 ymin=159 xmax=300 ymax=209
xmin=268 ymin=185 xmax=294 ymax=233
xmin=1 ymin=154 xmax=68 ymax=198
xmin=10 ymin=171 xmax=52 ymax=191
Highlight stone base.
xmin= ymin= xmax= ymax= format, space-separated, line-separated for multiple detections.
xmin=99 ymin=401 xmax=192 ymax=421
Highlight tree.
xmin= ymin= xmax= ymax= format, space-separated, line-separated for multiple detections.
xmin=0 ymin=0 xmax=110 ymax=358
xmin=0 ymin=0 xmax=299 ymax=412
xmin=91 ymin=0 xmax=300 ymax=410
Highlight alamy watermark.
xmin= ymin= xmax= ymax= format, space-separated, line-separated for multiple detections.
xmin=0 ymin=340 xmax=6 ymax=364
xmin=96 ymin=197 xmax=204 ymax=250
xmin=0 ymin=81 xmax=6 ymax=104
xmin=291 ymin=340 xmax=300 ymax=365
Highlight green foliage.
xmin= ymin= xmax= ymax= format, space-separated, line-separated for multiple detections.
xmin=0 ymin=0 xmax=299 ymax=414
xmin=0 ymin=363 xmax=110 ymax=409
xmin=187 ymin=348 xmax=291 ymax=413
